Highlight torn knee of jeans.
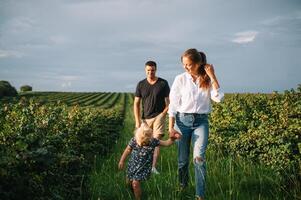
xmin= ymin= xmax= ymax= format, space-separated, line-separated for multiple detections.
xmin=194 ymin=156 xmax=205 ymax=165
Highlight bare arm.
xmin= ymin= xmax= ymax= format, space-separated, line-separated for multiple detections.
xmin=160 ymin=97 xmax=170 ymax=116
xmin=118 ymin=146 xmax=132 ymax=170
xmin=159 ymin=138 xmax=175 ymax=147
xmin=168 ymin=116 xmax=181 ymax=138
xmin=169 ymin=116 xmax=175 ymax=132
xmin=134 ymin=97 xmax=141 ymax=128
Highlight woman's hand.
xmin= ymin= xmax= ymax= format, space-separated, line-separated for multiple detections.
xmin=204 ymin=64 xmax=220 ymax=89
xmin=169 ymin=128 xmax=181 ymax=139
xmin=204 ymin=64 xmax=215 ymax=79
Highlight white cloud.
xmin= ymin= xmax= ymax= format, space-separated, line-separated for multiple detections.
xmin=59 ymin=75 xmax=80 ymax=81
xmin=0 ymin=49 xmax=23 ymax=58
xmin=262 ymin=16 xmax=284 ymax=26
xmin=59 ymin=75 xmax=79 ymax=89
xmin=61 ymin=81 xmax=72 ymax=88
xmin=261 ymin=11 xmax=301 ymax=26
xmin=232 ymin=31 xmax=258 ymax=44
xmin=9 ymin=17 xmax=36 ymax=33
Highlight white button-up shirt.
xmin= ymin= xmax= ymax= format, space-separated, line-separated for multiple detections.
xmin=168 ymin=72 xmax=224 ymax=117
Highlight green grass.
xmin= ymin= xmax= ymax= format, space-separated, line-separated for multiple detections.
xmin=88 ymin=94 xmax=135 ymax=199
xmin=205 ymin=149 xmax=300 ymax=200
xmin=88 ymin=98 xmax=300 ymax=200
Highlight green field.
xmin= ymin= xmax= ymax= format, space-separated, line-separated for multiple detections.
xmin=1 ymin=91 xmax=300 ymax=199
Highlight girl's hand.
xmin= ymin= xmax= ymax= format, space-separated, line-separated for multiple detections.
xmin=118 ymin=161 xmax=125 ymax=170
xmin=173 ymin=132 xmax=182 ymax=140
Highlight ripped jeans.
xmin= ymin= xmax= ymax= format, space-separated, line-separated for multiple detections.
xmin=175 ymin=112 xmax=209 ymax=198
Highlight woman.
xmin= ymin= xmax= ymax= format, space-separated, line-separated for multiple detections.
xmin=168 ymin=48 xmax=224 ymax=200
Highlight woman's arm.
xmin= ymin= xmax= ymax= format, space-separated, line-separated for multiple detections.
xmin=168 ymin=116 xmax=182 ymax=138
xmin=118 ymin=146 xmax=132 ymax=170
xmin=205 ymin=64 xmax=224 ymax=102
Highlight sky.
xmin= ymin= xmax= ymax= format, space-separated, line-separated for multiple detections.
xmin=0 ymin=0 xmax=300 ymax=93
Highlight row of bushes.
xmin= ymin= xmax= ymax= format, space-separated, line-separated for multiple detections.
xmin=209 ymin=87 xmax=300 ymax=175
xmin=0 ymin=81 xmax=17 ymax=98
xmin=0 ymin=80 xmax=32 ymax=99
xmin=0 ymin=98 xmax=124 ymax=199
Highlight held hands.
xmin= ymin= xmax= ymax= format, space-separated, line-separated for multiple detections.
xmin=169 ymin=128 xmax=181 ymax=140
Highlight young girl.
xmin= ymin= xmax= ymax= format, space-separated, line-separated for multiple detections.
xmin=118 ymin=123 xmax=180 ymax=200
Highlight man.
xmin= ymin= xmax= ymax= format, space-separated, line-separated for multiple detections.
xmin=134 ymin=60 xmax=170 ymax=174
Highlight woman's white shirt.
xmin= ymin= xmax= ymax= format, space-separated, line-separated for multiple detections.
xmin=168 ymin=72 xmax=224 ymax=117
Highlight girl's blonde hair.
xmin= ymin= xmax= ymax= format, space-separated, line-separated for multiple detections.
xmin=135 ymin=122 xmax=153 ymax=146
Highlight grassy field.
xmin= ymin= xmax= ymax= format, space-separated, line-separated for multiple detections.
xmin=1 ymin=91 xmax=299 ymax=199
xmin=88 ymin=95 xmax=300 ymax=200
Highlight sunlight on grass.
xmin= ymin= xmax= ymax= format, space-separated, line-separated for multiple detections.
xmin=88 ymin=95 xmax=300 ymax=200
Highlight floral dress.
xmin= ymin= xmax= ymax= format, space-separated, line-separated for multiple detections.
xmin=127 ymin=137 xmax=160 ymax=181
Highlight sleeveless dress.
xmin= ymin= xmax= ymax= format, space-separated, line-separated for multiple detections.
xmin=127 ymin=137 xmax=160 ymax=181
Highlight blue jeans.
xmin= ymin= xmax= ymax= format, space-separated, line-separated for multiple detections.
xmin=175 ymin=112 xmax=209 ymax=198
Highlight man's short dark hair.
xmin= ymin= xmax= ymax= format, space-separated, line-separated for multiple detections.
xmin=145 ymin=60 xmax=157 ymax=69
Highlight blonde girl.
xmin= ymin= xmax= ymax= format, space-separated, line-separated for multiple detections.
xmin=118 ymin=123 xmax=178 ymax=200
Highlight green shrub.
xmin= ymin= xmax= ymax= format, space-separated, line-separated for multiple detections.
xmin=0 ymin=80 xmax=17 ymax=98
xmin=209 ymin=87 xmax=300 ymax=174
xmin=20 ymin=85 xmax=32 ymax=92
xmin=0 ymin=99 xmax=124 ymax=200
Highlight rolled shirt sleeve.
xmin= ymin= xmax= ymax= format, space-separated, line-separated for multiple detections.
xmin=210 ymin=88 xmax=224 ymax=103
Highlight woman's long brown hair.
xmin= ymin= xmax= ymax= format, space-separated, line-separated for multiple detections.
xmin=181 ymin=48 xmax=211 ymax=89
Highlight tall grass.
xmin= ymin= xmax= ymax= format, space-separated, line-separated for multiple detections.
xmin=88 ymin=97 xmax=300 ymax=200
xmin=205 ymin=148 xmax=300 ymax=200
xmin=88 ymin=95 xmax=135 ymax=199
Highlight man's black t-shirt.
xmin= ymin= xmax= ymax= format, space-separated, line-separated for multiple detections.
xmin=135 ymin=78 xmax=170 ymax=119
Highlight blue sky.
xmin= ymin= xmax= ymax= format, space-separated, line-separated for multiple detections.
xmin=0 ymin=0 xmax=300 ymax=93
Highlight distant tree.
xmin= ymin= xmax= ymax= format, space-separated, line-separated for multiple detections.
xmin=0 ymin=80 xmax=17 ymax=98
xmin=20 ymin=85 xmax=32 ymax=92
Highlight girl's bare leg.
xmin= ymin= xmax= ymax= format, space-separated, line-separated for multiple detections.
xmin=132 ymin=180 xmax=141 ymax=200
